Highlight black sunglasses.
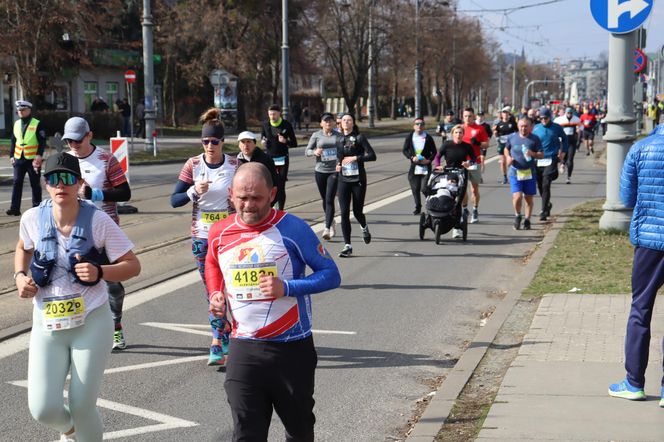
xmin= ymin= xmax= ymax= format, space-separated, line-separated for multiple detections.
xmin=202 ymin=139 xmax=221 ymax=145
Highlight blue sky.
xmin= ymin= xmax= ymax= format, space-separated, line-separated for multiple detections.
xmin=456 ymin=0 xmax=664 ymax=62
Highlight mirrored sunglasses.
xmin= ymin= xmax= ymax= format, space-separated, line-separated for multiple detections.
xmin=45 ymin=172 xmax=79 ymax=186
xmin=202 ymin=139 xmax=221 ymax=145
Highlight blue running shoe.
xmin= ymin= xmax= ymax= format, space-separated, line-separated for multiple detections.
xmin=207 ymin=345 xmax=226 ymax=366
xmin=608 ymin=379 xmax=645 ymax=400
xmin=660 ymin=387 xmax=664 ymax=408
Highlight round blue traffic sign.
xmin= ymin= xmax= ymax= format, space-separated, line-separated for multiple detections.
xmin=590 ymin=0 xmax=653 ymax=34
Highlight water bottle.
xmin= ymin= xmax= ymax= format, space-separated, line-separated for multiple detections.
xmin=522 ymin=145 xmax=532 ymax=162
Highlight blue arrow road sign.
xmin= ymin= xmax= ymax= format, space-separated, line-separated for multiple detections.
xmin=590 ymin=0 xmax=653 ymax=33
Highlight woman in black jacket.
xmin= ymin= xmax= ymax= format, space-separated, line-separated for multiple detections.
xmin=336 ymin=113 xmax=377 ymax=257
xmin=402 ymin=117 xmax=437 ymax=215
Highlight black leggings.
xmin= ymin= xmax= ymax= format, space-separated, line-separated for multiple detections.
xmin=564 ymin=135 xmax=578 ymax=178
xmin=107 ymin=281 xmax=125 ymax=327
xmin=315 ymin=171 xmax=338 ymax=229
xmin=408 ymin=172 xmax=428 ymax=210
xmin=275 ymin=157 xmax=289 ymax=210
xmin=337 ymin=177 xmax=367 ymax=244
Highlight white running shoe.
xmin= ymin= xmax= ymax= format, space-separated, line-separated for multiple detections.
xmin=322 ymin=228 xmax=330 ymax=240
xmin=329 ymin=220 xmax=336 ymax=238
xmin=452 ymin=228 xmax=462 ymax=239
xmin=60 ymin=433 xmax=76 ymax=441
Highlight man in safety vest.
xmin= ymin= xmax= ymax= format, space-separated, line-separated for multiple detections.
xmin=7 ymin=100 xmax=47 ymax=216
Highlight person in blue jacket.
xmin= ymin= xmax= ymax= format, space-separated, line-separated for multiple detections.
xmin=609 ymin=123 xmax=664 ymax=407
xmin=532 ymin=107 xmax=568 ymax=221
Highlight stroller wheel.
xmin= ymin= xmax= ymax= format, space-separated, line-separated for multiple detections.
xmin=419 ymin=213 xmax=426 ymax=240
xmin=435 ymin=221 xmax=442 ymax=245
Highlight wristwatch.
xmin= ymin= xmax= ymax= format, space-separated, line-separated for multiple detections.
xmin=13 ymin=270 xmax=27 ymax=280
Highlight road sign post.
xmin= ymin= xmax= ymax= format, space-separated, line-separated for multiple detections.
xmin=111 ymin=132 xmax=139 ymax=214
xmin=124 ymin=70 xmax=136 ymax=154
xmin=590 ymin=0 xmax=653 ymax=231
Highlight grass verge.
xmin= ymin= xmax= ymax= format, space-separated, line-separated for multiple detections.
xmin=523 ymin=199 xmax=633 ymax=297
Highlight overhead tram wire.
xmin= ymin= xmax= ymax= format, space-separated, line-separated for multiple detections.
xmin=458 ymin=0 xmax=570 ymax=15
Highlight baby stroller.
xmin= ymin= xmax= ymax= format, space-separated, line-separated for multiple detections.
xmin=418 ymin=166 xmax=468 ymax=244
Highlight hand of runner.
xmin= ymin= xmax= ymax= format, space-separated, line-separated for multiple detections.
xmin=195 ymin=180 xmax=211 ymax=195
xmin=259 ymin=275 xmax=285 ymax=299
xmin=16 ymin=274 xmax=37 ymax=298
xmin=209 ymin=291 xmax=226 ymax=317
xmin=73 ymin=254 xmax=101 ymax=283
xmin=341 ymin=156 xmax=357 ymax=165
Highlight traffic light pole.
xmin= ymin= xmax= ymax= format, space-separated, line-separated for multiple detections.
xmin=599 ymin=31 xmax=636 ymax=231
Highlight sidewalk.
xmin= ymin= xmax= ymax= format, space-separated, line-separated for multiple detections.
xmin=477 ymin=293 xmax=664 ymax=441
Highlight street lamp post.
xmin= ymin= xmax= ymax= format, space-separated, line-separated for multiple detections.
xmin=367 ymin=1 xmax=376 ymax=128
xmin=281 ymin=0 xmax=290 ymax=120
xmin=142 ymin=0 xmax=156 ymax=153
xmin=414 ymin=0 xmax=422 ymax=117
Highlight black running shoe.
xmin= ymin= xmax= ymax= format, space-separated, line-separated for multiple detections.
xmin=339 ymin=244 xmax=353 ymax=258
xmin=513 ymin=214 xmax=522 ymax=230
xmin=523 ymin=219 xmax=531 ymax=230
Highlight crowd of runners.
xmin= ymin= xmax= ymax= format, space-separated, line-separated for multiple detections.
xmin=8 ymin=96 xmax=607 ymax=441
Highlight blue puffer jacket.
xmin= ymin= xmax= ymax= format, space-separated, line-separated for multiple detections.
xmin=620 ymin=124 xmax=664 ymax=251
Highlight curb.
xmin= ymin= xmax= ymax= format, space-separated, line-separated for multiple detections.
xmin=406 ymin=211 xmax=570 ymax=440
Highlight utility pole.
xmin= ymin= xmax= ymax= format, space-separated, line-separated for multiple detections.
xmin=414 ymin=0 xmax=422 ymax=117
xmin=511 ymin=52 xmax=516 ymax=109
xmin=281 ymin=0 xmax=290 ymax=120
xmin=142 ymin=0 xmax=155 ymax=152
xmin=367 ymin=1 xmax=376 ymax=128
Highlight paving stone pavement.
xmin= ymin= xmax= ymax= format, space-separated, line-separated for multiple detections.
xmin=477 ymin=293 xmax=664 ymax=442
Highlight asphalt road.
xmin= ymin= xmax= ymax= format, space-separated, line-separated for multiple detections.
xmin=0 ymin=135 xmax=606 ymax=441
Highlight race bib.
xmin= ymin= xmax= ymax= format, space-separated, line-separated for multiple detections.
xmin=414 ymin=165 xmax=428 ymax=175
xmin=467 ymin=164 xmax=479 ymax=171
xmin=201 ymin=211 xmax=228 ymax=225
xmin=321 ymin=148 xmax=337 ymax=162
xmin=499 ymin=135 xmax=509 ymax=144
xmin=229 ymin=262 xmax=278 ymax=301
xmin=273 ymin=156 xmax=286 ymax=166
xmin=516 ymin=169 xmax=532 ymax=181
xmin=42 ymin=294 xmax=85 ymax=331
xmin=537 ymin=158 xmax=553 ymax=167
xmin=342 ymin=161 xmax=359 ymax=176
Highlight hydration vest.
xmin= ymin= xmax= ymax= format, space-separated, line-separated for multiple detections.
xmin=30 ymin=199 xmax=107 ymax=287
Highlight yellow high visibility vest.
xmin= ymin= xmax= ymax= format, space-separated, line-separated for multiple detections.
xmin=13 ymin=118 xmax=40 ymax=160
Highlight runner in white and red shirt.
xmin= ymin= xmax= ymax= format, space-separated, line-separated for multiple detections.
xmin=205 ymin=162 xmax=340 ymax=440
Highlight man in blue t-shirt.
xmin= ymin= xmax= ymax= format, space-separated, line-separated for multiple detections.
xmin=533 ymin=107 xmax=568 ymax=221
xmin=505 ymin=117 xmax=543 ymax=230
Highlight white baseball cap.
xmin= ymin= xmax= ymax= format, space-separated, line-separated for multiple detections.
xmin=237 ymin=131 xmax=256 ymax=141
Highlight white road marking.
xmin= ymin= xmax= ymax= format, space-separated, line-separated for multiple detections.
xmin=7 ymin=380 xmax=198 ymax=440
xmin=141 ymin=322 xmax=357 ymax=336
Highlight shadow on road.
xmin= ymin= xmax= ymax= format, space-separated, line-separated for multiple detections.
xmin=316 ymin=346 xmax=458 ymax=370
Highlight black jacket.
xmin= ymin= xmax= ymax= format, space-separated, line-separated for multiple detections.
xmin=402 ymin=131 xmax=437 ymax=175
xmin=260 ymin=119 xmax=297 ymax=158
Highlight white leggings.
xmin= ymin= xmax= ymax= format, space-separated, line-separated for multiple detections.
xmin=28 ymin=301 xmax=113 ymax=442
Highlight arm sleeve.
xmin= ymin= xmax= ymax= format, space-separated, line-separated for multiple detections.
xmin=402 ymin=134 xmax=412 ymax=159
xmin=425 ymin=135 xmax=437 ymax=160
xmin=620 ymin=148 xmax=637 ymax=208
xmin=9 ymin=131 xmax=16 ymax=158
xmin=204 ymin=228 xmax=226 ymax=300
xmin=170 ymin=179 xmax=193 ymax=207
xmin=466 ymin=143 xmax=477 ymax=162
xmin=101 ymin=181 xmax=131 ymax=202
xmin=36 ymin=121 xmax=48 ymax=155
xmin=358 ymin=135 xmax=377 ymax=162
xmin=433 ymin=151 xmax=442 ymax=168
xmin=283 ymin=220 xmax=341 ymax=297
xmin=558 ymin=126 xmax=568 ymax=153
xmin=285 ymin=123 xmax=298 ymax=148
xmin=305 ymin=133 xmax=318 ymax=157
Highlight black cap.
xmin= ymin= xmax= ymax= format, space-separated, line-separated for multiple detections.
xmin=446 ymin=110 xmax=455 ymax=116
xmin=478 ymin=110 xmax=485 ymax=116
xmin=44 ymin=153 xmax=81 ymax=178
xmin=321 ymin=112 xmax=335 ymax=121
